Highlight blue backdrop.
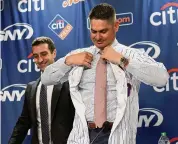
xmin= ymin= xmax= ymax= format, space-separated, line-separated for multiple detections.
xmin=1 ymin=0 xmax=178 ymax=143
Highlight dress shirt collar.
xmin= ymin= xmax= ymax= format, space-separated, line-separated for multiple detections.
xmin=94 ymin=39 xmax=119 ymax=55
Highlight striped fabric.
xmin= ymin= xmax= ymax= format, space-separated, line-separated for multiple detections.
xmin=67 ymin=40 xmax=168 ymax=144
xmin=67 ymin=60 xmax=139 ymax=144
xmin=79 ymin=49 xmax=117 ymax=122
xmin=41 ymin=39 xmax=169 ymax=144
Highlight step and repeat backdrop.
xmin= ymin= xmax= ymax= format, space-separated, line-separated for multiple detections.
xmin=1 ymin=0 xmax=178 ymax=143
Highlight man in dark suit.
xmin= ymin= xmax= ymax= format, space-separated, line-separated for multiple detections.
xmin=9 ymin=37 xmax=75 ymax=144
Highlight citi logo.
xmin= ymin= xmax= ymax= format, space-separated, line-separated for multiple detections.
xmin=153 ymin=68 xmax=178 ymax=92
xmin=48 ymin=14 xmax=73 ymax=40
xmin=17 ymin=53 xmax=40 ymax=73
xmin=0 ymin=23 xmax=33 ymax=41
xmin=138 ymin=108 xmax=163 ymax=128
xmin=150 ymin=2 xmax=178 ymax=26
xmin=129 ymin=41 xmax=160 ymax=59
xmin=51 ymin=20 xmax=65 ymax=30
xmin=18 ymin=0 xmax=44 ymax=13
xmin=0 ymin=84 xmax=26 ymax=102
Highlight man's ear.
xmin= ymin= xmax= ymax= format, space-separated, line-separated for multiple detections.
xmin=53 ymin=49 xmax=57 ymax=58
xmin=114 ymin=20 xmax=120 ymax=32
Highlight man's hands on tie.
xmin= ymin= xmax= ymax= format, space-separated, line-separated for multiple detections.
xmin=101 ymin=46 xmax=123 ymax=65
xmin=65 ymin=52 xmax=93 ymax=68
xmin=65 ymin=46 xmax=127 ymax=68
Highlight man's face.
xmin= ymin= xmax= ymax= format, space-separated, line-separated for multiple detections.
xmin=32 ymin=43 xmax=56 ymax=71
xmin=90 ymin=19 xmax=119 ymax=50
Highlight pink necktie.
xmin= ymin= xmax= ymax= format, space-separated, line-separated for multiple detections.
xmin=94 ymin=57 xmax=107 ymax=128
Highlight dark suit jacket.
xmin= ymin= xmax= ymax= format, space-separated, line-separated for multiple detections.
xmin=8 ymin=79 xmax=75 ymax=144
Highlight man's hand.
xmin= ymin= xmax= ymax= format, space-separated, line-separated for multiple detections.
xmin=101 ymin=46 xmax=123 ymax=64
xmin=65 ymin=52 xmax=93 ymax=68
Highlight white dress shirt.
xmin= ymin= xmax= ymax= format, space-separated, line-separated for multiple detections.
xmin=36 ymin=82 xmax=54 ymax=144
xmin=79 ymin=48 xmax=117 ymax=122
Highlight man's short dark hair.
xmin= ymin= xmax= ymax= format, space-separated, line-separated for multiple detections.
xmin=32 ymin=36 xmax=56 ymax=53
xmin=89 ymin=3 xmax=116 ymax=23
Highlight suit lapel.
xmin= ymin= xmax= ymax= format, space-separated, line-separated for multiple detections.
xmin=51 ymin=83 xmax=62 ymax=122
xmin=30 ymin=78 xmax=40 ymax=123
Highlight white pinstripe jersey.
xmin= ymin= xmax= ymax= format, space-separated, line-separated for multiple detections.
xmin=41 ymin=39 xmax=169 ymax=144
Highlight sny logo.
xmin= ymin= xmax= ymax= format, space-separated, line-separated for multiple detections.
xmin=0 ymin=84 xmax=26 ymax=102
xmin=129 ymin=41 xmax=160 ymax=59
xmin=150 ymin=2 xmax=178 ymax=26
xmin=18 ymin=0 xmax=44 ymax=13
xmin=48 ymin=14 xmax=73 ymax=40
xmin=138 ymin=108 xmax=163 ymax=128
xmin=0 ymin=23 xmax=33 ymax=41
